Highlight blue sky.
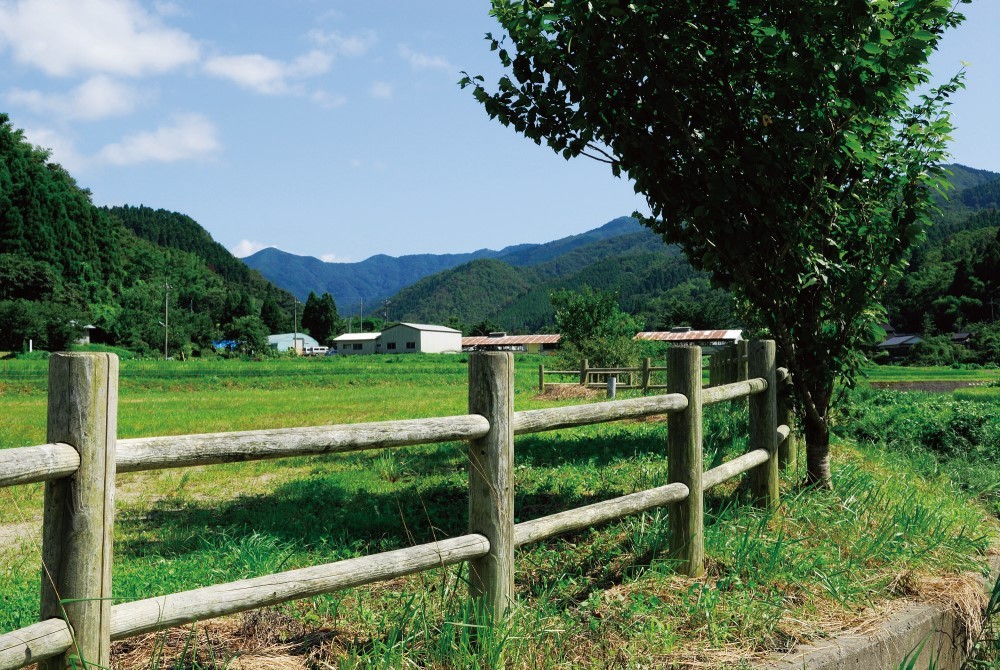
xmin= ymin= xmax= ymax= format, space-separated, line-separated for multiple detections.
xmin=1 ymin=1 xmax=996 ymax=263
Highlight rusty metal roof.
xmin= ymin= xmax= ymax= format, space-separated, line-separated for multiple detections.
xmin=634 ymin=330 xmax=742 ymax=342
xmin=462 ymin=334 xmax=562 ymax=346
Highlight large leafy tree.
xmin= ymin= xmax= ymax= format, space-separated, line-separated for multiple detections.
xmin=552 ymin=287 xmax=643 ymax=368
xmin=464 ymin=0 xmax=965 ymax=484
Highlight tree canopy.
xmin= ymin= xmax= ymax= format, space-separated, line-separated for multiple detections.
xmin=465 ymin=0 xmax=967 ymax=484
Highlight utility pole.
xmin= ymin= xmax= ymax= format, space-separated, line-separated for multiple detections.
xmin=163 ymin=282 xmax=171 ymax=360
xmin=293 ymin=298 xmax=300 ymax=355
xmin=360 ymin=296 xmax=364 ymax=332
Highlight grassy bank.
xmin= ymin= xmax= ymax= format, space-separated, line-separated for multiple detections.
xmin=1 ymin=356 xmax=997 ymax=668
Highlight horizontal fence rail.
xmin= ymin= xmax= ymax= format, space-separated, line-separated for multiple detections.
xmin=108 ymin=535 xmax=490 ymax=640
xmin=0 ymin=343 xmax=795 ymax=670
xmin=116 ymin=415 xmax=491 ymax=473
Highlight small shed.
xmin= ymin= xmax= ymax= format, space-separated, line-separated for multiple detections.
xmin=634 ymin=328 xmax=743 ymax=350
xmin=876 ymin=334 xmax=923 ymax=361
xmin=332 ymin=332 xmax=381 ymax=355
xmin=462 ymin=333 xmax=561 ymax=354
xmin=268 ymin=333 xmax=320 ymax=354
xmin=380 ymin=323 xmax=461 ymax=354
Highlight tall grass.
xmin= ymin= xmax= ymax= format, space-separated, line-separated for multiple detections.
xmin=0 ymin=358 xmax=996 ymax=668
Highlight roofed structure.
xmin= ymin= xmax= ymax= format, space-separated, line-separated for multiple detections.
xmin=634 ymin=329 xmax=742 ymax=347
xmin=462 ymin=333 xmax=561 ymax=354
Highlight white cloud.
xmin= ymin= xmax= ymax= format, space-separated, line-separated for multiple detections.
xmin=20 ymin=126 xmax=85 ymax=171
xmin=320 ymin=253 xmax=351 ymax=263
xmin=8 ymin=75 xmax=144 ymax=121
xmin=231 ymin=240 xmax=271 ymax=258
xmin=0 ymin=0 xmax=200 ymax=77
xmin=369 ymin=81 xmax=392 ymax=99
xmin=204 ymin=49 xmax=332 ymax=95
xmin=307 ymin=29 xmax=376 ymax=57
xmin=96 ymin=113 xmax=220 ymax=165
xmin=398 ymin=44 xmax=453 ymax=73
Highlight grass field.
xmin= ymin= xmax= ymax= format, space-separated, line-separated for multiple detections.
xmin=1 ymin=355 xmax=997 ymax=669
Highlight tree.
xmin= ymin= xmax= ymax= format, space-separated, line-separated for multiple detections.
xmin=301 ymin=291 xmax=340 ymax=343
xmin=465 ymin=0 xmax=965 ymax=485
xmin=224 ymin=315 xmax=271 ymax=358
xmin=551 ymin=287 xmax=642 ymax=368
xmin=259 ymin=293 xmax=286 ymax=334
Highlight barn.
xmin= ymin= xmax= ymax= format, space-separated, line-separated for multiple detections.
xmin=379 ymin=323 xmax=462 ymax=354
xmin=268 ymin=332 xmax=320 ymax=354
xmin=462 ymin=333 xmax=561 ymax=354
xmin=634 ymin=327 xmax=743 ymax=351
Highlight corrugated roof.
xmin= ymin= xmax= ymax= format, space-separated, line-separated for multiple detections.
xmin=634 ymin=330 xmax=742 ymax=342
xmin=462 ymin=334 xmax=561 ymax=346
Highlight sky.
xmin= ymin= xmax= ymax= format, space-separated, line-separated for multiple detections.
xmin=1 ymin=1 xmax=997 ymax=264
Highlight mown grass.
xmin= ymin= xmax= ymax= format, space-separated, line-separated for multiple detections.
xmin=1 ymin=356 xmax=997 ymax=668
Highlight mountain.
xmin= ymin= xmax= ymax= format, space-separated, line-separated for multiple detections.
xmin=387 ymin=222 xmax=717 ymax=331
xmin=0 ymin=113 xmax=295 ymax=355
xmin=242 ymin=216 xmax=649 ymax=311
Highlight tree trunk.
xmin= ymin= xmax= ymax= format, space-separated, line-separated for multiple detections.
xmin=802 ymin=410 xmax=831 ymax=487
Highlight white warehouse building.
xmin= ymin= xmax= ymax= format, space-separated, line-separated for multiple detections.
xmin=378 ymin=323 xmax=462 ymax=354
xmin=332 ymin=332 xmax=380 ymax=356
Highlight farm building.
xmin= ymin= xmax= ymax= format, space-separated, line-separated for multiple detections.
xmin=462 ymin=333 xmax=561 ymax=354
xmin=332 ymin=332 xmax=380 ymax=355
xmin=876 ymin=334 xmax=923 ymax=361
xmin=634 ymin=328 xmax=743 ymax=350
xmin=268 ymin=332 xmax=320 ymax=354
xmin=379 ymin=323 xmax=462 ymax=354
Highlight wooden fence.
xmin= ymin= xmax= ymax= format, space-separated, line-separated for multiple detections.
xmin=0 ymin=342 xmax=794 ymax=670
xmin=538 ymin=341 xmax=751 ymax=392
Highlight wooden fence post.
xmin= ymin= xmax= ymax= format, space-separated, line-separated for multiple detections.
xmin=708 ymin=351 xmax=717 ymax=388
xmin=778 ymin=372 xmax=797 ymax=473
xmin=579 ymin=359 xmax=589 ymax=386
xmin=538 ymin=364 xmax=545 ymax=392
xmin=748 ymin=341 xmax=779 ymax=509
xmin=641 ymin=357 xmax=651 ymax=391
xmin=468 ymin=352 xmax=515 ymax=620
xmin=667 ymin=346 xmax=704 ymax=577
xmin=40 ymin=353 xmax=118 ymax=670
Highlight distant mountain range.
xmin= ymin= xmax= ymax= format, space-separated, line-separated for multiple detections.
xmin=243 ymin=163 xmax=1000 ymax=335
xmin=242 ymin=216 xmax=648 ymax=311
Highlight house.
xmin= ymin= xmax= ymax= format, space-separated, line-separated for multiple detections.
xmin=379 ymin=323 xmax=462 ymax=354
xmin=634 ymin=328 xmax=743 ymax=351
xmin=332 ymin=332 xmax=380 ymax=355
xmin=268 ymin=332 xmax=320 ymax=354
xmin=876 ymin=334 xmax=923 ymax=361
xmin=462 ymin=332 xmax=561 ymax=354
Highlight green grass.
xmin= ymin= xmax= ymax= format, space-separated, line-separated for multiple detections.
xmin=862 ymin=364 xmax=1000 ymax=384
xmin=1 ymin=357 xmax=997 ymax=668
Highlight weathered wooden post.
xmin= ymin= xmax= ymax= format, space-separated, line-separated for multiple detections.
xmin=40 ymin=353 xmax=118 ymax=670
xmin=467 ymin=352 xmax=515 ymax=620
xmin=708 ymin=351 xmax=717 ymax=388
xmin=641 ymin=357 xmax=651 ymax=391
xmin=667 ymin=346 xmax=704 ymax=577
xmin=748 ymin=340 xmax=779 ymax=509
xmin=737 ymin=341 xmax=749 ymax=382
xmin=579 ymin=359 xmax=589 ymax=386
xmin=777 ymin=371 xmax=797 ymax=473
xmin=538 ymin=363 xmax=545 ymax=393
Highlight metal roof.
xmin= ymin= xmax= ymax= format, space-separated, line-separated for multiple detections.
xmin=388 ymin=323 xmax=462 ymax=334
xmin=462 ymin=334 xmax=561 ymax=346
xmin=634 ymin=330 xmax=742 ymax=342
xmin=877 ymin=335 xmax=923 ymax=348
xmin=332 ymin=332 xmax=381 ymax=342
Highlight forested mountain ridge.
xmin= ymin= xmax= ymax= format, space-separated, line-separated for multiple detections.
xmin=242 ymin=216 xmax=648 ymax=310
xmin=0 ymin=114 xmax=294 ymax=355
